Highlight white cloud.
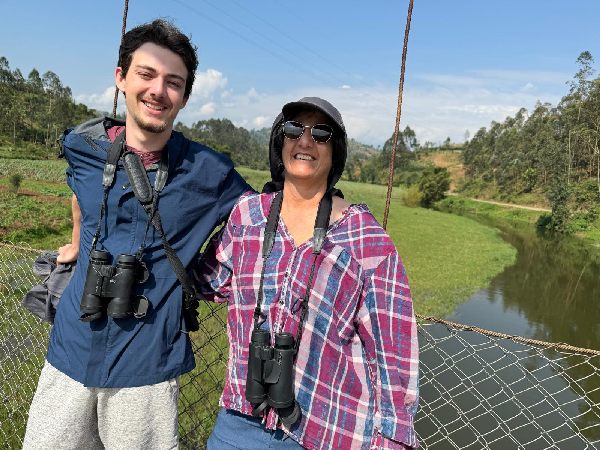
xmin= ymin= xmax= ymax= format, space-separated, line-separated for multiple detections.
xmin=198 ymin=102 xmax=216 ymax=116
xmin=75 ymin=86 xmax=121 ymax=113
xmin=253 ymin=116 xmax=269 ymax=127
xmin=521 ymin=82 xmax=535 ymax=91
xmin=75 ymin=67 xmax=568 ymax=146
xmin=246 ymin=88 xmax=260 ymax=99
xmin=191 ymin=69 xmax=228 ymax=99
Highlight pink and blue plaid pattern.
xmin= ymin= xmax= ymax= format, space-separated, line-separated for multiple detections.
xmin=196 ymin=192 xmax=419 ymax=449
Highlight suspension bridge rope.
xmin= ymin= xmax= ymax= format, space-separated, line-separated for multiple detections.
xmin=383 ymin=0 xmax=414 ymax=230
xmin=416 ymin=313 xmax=600 ymax=355
xmin=112 ymin=0 xmax=130 ymax=118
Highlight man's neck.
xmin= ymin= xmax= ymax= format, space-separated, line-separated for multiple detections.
xmin=125 ymin=120 xmax=171 ymax=153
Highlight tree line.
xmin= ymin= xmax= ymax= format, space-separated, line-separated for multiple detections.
xmin=462 ymin=51 xmax=600 ymax=232
xmin=0 ymin=56 xmax=98 ymax=155
xmin=1 ymin=55 xmax=434 ymax=188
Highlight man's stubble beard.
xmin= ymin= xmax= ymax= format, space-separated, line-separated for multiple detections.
xmin=133 ymin=113 xmax=169 ymax=134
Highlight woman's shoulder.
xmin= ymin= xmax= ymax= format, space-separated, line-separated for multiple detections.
xmin=329 ymin=203 xmax=398 ymax=269
xmin=229 ymin=191 xmax=275 ymax=227
xmin=334 ymin=202 xmax=385 ymax=234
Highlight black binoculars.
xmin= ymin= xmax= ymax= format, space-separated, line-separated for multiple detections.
xmin=80 ymin=250 xmax=147 ymax=321
xmin=245 ymin=329 xmax=301 ymax=427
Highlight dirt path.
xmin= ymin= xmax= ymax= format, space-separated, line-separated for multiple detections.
xmin=451 ymin=194 xmax=551 ymax=212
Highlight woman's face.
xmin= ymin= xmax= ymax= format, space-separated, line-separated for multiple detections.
xmin=281 ymin=110 xmax=333 ymax=189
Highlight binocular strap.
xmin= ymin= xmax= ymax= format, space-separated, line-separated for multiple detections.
xmin=253 ymin=190 xmax=332 ymax=352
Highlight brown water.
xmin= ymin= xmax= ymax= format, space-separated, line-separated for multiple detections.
xmin=416 ymin=218 xmax=600 ymax=449
xmin=448 ymin=220 xmax=600 ymax=351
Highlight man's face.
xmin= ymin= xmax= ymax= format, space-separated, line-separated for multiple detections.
xmin=116 ymin=42 xmax=189 ymax=136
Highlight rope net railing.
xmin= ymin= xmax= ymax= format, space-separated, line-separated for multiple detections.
xmin=1 ymin=241 xmax=598 ymax=449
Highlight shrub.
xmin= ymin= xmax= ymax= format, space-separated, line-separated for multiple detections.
xmin=8 ymin=174 xmax=24 ymax=193
xmin=536 ymin=214 xmax=552 ymax=230
xmin=400 ymin=185 xmax=422 ymax=207
xmin=418 ymin=167 xmax=450 ymax=208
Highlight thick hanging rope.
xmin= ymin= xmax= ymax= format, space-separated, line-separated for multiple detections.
xmin=416 ymin=313 xmax=600 ymax=355
xmin=383 ymin=0 xmax=414 ymax=230
xmin=112 ymin=0 xmax=130 ymax=118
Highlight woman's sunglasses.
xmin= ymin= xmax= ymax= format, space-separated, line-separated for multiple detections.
xmin=282 ymin=120 xmax=334 ymax=143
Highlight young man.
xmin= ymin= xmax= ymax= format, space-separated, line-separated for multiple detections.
xmin=23 ymin=19 xmax=250 ymax=449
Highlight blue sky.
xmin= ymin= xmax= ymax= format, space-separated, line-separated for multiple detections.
xmin=2 ymin=0 xmax=600 ymax=146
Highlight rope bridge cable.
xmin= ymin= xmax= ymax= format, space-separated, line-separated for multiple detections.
xmin=1 ymin=241 xmax=598 ymax=448
xmin=416 ymin=313 xmax=600 ymax=356
xmin=383 ymin=0 xmax=414 ymax=230
xmin=111 ymin=0 xmax=130 ymax=119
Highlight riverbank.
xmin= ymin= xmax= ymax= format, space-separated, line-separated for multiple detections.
xmin=0 ymin=160 xmax=517 ymax=318
xmin=438 ymin=195 xmax=543 ymax=225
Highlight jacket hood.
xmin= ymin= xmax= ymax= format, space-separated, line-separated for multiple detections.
xmin=263 ymin=97 xmax=347 ymax=194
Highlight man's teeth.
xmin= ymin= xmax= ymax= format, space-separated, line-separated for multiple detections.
xmin=295 ymin=154 xmax=315 ymax=161
xmin=143 ymin=101 xmax=165 ymax=111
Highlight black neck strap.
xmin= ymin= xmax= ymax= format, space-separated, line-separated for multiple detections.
xmin=253 ymin=190 xmax=333 ymax=354
xmin=88 ymin=130 xmax=199 ymax=331
xmin=91 ymin=131 xmax=169 ymax=251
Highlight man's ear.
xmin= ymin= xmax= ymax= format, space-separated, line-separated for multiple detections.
xmin=115 ymin=67 xmax=126 ymax=91
xmin=181 ymin=96 xmax=188 ymax=109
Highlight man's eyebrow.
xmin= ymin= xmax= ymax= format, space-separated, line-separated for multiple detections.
xmin=134 ymin=64 xmax=186 ymax=82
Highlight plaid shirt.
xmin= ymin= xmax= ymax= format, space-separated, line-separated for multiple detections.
xmin=196 ymin=192 xmax=419 ymax=450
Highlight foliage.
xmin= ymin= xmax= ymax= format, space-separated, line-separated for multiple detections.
xmin=461 ymin=51 xmax=600 ymax=233
xmin=343 ymin=127 xmax=422 ymax=185
xmin=0 ymin=56 xmax=99 ymax=150
xmin=175 ymin=119 xmax=269 ymax=170
xmin=8 ymin=173 xmax=23 ymax=193
xmin=418 ymin=167 xmax=450 ymax=208
xmin=400 ymin=185 xmax=422 ymax=207
xmin=0 ymin=55 xmax=437 ymax=190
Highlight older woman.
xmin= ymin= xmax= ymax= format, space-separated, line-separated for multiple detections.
xmin=195 ymin=97 xmax=419 ymax=449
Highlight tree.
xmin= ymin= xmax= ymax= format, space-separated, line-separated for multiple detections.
xmin=402 ymin=126 xmax=419 ymax=151
xmin=418 ymin=167 xmax=450 ymax=208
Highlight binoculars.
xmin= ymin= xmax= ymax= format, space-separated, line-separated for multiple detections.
xmin=80 ymin=250 xmax=147 ymax=321
xmin=245 ymin=329 xmax=301 ymax=427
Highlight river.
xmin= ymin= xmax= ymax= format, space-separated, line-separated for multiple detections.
xmin=417 ymin=216 xmax=600 ymax=449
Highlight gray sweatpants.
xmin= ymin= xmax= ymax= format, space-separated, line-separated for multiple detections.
xmin=23 ymin=361 xmax=179 ymax=450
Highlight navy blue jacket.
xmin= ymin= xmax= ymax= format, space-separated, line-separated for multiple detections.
xmin=47 ymin=117 xmax=251 ymax=388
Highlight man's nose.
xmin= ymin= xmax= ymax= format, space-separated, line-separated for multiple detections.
xmin=148 ymin=78 xmax=167 ymax=97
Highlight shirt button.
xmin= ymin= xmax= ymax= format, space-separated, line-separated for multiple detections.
xmin=279 ymin=299 xmax=284 ymax=305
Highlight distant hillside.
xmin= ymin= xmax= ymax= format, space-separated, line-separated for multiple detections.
xmin=417 ymin=150 xmax=464 ymax=191
xmin=0 ymin=56 xmax=99 ymax=155
xmin=347 ymin=138 xmax=379 ymax=157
